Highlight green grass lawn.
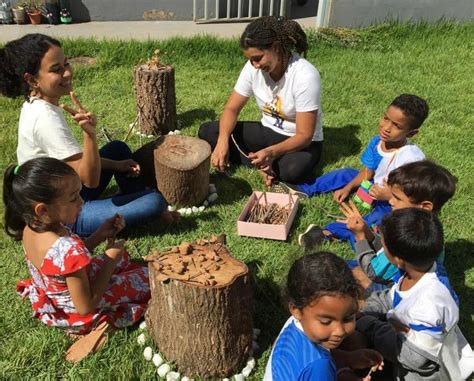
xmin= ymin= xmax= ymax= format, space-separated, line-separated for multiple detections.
xmin=1 ymin=22 xmax=473 ymax=380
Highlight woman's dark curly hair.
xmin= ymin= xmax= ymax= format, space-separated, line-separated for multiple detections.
xmin=0 ymin=33 xmax=61 ymax=99
xmin=240 ymin=16 xmax=308 ymax=70
xmin=284 ymin=252 xmax=363 ymax=310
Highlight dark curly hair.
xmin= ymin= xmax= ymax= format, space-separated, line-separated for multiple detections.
xmin=0 ymin=33 xmax=61 ymax=99
xmin=240 ymin=16 xmax=308 ymax=71
xmin=390 ymin=94 xmax=429 ymax=130
xmin=387 ymin=160 xmax=456 ymax=212
xmin=284 ymin=252 xmax=363 ymax=310
xmin=3 ymin=157 xmax=77 ymax=241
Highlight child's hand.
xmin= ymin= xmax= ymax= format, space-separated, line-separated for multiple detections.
xmin=97 ymin=214 xmax=125 ymax=241
xmin=105 ymin=239 xmax=125 ymax=262
xmin=61 ymin=91 xmax=97 ymax=137
xmin=368 ymin=181 xmax=391 ymax=201
xmin=338 ymin=201 xmax=368 ymax=240
xmin=116 ymin=159 xmax=141 ymax=177
xmin=334 ymin=186 xmax=351 ymax=204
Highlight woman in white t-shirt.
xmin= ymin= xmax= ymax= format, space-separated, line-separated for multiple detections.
xmin=0 ymin=33 xmax=168 ymax=236
xmin=199 ymin=16 xmax=323 ymax=186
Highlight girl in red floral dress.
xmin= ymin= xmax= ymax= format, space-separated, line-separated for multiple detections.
xmin=4 ymin=157 xmax=150 ymax=334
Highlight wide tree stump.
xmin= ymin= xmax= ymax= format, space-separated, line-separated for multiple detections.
xmin=154 ymin=135 xmax=211 ymax=207
xmin=144 ymin=236 xmax=253 ymax=378
xmin=133 ymin=63 xmax=177 ymax=135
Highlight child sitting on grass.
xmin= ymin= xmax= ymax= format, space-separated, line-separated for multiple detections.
xmin=4 ymin=158 xmax=150 ymax=335
xmin=342 ymin=160 xmax=456 ymax=289
xmin=296 ymin=94 xmax=428 ymax=247
xmin=264 ymin=252 xmax=383 ymax=381
xmin=356 ymin=208 xmax=472 ymax=380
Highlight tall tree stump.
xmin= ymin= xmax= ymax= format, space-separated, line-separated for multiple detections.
xmin=144 ymin=236 xmax=253 ymax=378
xmin=154 ymin=135 xmax=211 ymax=207
xmin=133 ymin=62 xmax=177 ymax=136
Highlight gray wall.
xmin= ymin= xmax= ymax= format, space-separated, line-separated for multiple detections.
xmin=326 ymin=0 xmax=473 ymax=28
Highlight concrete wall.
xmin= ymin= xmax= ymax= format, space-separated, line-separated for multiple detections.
xmin=325 ymin=0 xmax=473 ymax=28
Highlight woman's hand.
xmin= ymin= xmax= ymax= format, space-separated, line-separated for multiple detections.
xmin=334 ymin=186 xmax=351 ymax=204
xmin=248 ymin=147 xmax=274 ymax=170
xmin=61 ymin=91 xmax=97 ymax=137
xmin=115 ymin=159 xmax=140 ymax=177
xmin=211 ymin=140 xmax=230 ymax=172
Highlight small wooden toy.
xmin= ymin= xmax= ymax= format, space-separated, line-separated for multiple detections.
xmin=352 ymin=180 xmax=375 ymax=212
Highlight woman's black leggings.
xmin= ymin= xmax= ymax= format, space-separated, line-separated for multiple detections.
xmin=198 ymin=120 xmax=322 ymax=184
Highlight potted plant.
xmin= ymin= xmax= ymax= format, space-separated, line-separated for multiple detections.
xmin=43 ymin=0 xmax=58 ymax=24
xmin=0 ymin=1 xmax=14 ymax=24
xmin=25 ymin=0 xmax=42 ymax=24
xmin=59 ymin=0 xmax=70 ymax=23
xmin=12 ymin=1 xmax=26 ymax=24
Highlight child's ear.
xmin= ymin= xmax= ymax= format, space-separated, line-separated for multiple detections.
xmin=407 ymin=129 xmax=419 ymax=138
xmin=419 ymin=200 xmax=434 ymax=211
xmin=34 ymin=203 xmax=48 ymax=219
xmin=289 ymin=304 xmax=302 ymax=321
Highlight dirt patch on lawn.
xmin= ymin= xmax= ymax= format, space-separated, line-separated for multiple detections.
xmin=68 ymin=56 xmax=98 ymax=66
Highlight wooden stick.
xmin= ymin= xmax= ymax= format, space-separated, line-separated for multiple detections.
xmin=230 ymin=133 xmax=249 ymax=158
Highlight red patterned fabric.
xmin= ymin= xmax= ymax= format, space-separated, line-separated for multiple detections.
xmin=17 ymin=233 xmax=150 ymax=334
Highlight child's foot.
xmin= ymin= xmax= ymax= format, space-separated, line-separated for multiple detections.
xmin=270 ymin=181 xmax=309 ymax=199
xmin=298 ymin=224 xmax=325 ymax=251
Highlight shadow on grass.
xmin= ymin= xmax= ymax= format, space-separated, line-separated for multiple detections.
xmin=210 ymin=173 xmax=253 ymax=205
xmin=178 ymin=108 xmax=216 ymax=128
xmin=313 ymin=124 xmax=362 ymax=176
xmin=444 ymin=239 xmax=474 ymax=338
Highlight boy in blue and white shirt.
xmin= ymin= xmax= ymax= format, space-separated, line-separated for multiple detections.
xmin=356 ymin=208 xmax=467 ymax=380
xmin=297 ymin=94 xmax=427 ymax=248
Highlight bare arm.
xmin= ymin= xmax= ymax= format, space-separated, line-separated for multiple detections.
xmin=333 ymin=167 xmax=375 ymax=204
xmin=66 ymin=240 xmax=125 ymax=315
xmin=211 ymin=91 xmax=249 ymax=171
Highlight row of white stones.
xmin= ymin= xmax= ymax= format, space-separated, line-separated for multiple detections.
xmin=137 ymin=321 xmax=260 ymax=380
xmin=167 ymin=183 xmax=218 ymax=216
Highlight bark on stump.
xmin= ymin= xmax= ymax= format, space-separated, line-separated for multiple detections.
xmin=154 ymin=135 xmax=211 ymax=207
xmin=145 ymin=236 xmax=253 ymax=378
xmin=133 ymin=64 xmax=177 ymax=136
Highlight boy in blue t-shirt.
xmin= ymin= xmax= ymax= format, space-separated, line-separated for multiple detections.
xmin=295 ymin=94 xmax=428 ymax=247
xmin=341 ymin=160 xmax=456 ymax=290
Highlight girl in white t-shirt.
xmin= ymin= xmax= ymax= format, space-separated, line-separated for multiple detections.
xmin=198 ymin=16 xmax=323 ymax=186
xmin=0 ymin=34 xmax=169 ymax=236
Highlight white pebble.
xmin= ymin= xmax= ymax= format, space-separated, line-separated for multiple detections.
xmin=166 ymin=371 xmax=180 ymax=381
xmin=198 ymin=206 xmax=205 ymax=212
xmin=147 ymin=134 xmax=155 ymax=138
xmin=129 ymin=123 xmax=135 ymax=128
xmin=247 ymin=357 xmax=256 ymax=368
xmin=157 ymin=363 xmax=171 ymax=377
xmin=137 ymin=333 xmax=146 ymax=345
xmin=185 ymin=208 xmax=192 ymax=215
xmin=143 ymin=346 xmax=153 ymax=361
xmin=234 ymin=374 xmax=245 ymax=381
xmin=167 ymin=205 xmax=176 ymax=212
xmin=253 ymin=328 xmax=261 ymax=337
xmin=139 ymin=321 xmax=147 ymax=330
xmin=203 ymin=200 xmax=209 ymax=207
xmin=208 ymin=184 xmax=216 ymax=193
xmin=173 ymin=130 xmax=181 ymax=135
xmin=178 ymin=208 xmax=186 ymax=215
xmin=152 ymin=353 xmax=164 ymax=367
xmin=207 ymin=193 xmax=218 ymax=203
xmin=192 ymin=206 xmax=199 ymax=213
xmin=168 ymin=131 xmax=174 ymax=135
xmin=222 ymin=379 xmax=230 ymax=381
xmin=242 ymin=365 xmax=252 ymax=377
xmin=181 ymin=377 xmax=192 ymax=381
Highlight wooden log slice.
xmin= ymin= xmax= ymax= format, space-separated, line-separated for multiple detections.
xmin=133 ymin=64 xmax=177 ymax=135
xmin=154 ymin=135 xmax=211 ymax=207
xmin=145 ymin=240 xmax=253 ymax=378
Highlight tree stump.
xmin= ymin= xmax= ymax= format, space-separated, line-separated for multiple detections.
xmin=133 ymin=63 xmax=177 ymax=136
xmin=144 ymin=236 xmax=253 ymax=378
xmin=154 ymin=135 xmax=211 ymax=207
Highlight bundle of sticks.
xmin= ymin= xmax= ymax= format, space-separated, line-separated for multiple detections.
xmin=246 ymin=200 xmax=291 ymax=225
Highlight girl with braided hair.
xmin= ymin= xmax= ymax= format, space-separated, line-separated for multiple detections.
xmin=199 ymin=16 xmax=323 ymax=187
